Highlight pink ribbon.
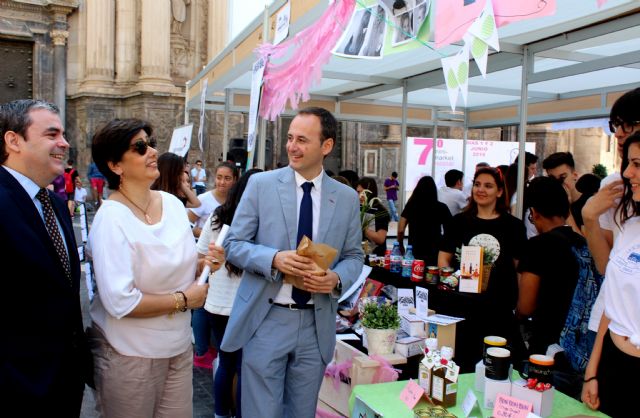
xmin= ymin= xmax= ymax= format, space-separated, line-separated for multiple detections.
xmin=315 ymin=408 xmax=344 ymax=418
xmin=369 ymin=355 xmax=401 ymax=384
xmin=324 ymin=359 xmax=353 ymax=391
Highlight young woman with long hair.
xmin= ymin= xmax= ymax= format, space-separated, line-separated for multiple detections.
xmin=151 ymin=152 xmax=200 ymax=208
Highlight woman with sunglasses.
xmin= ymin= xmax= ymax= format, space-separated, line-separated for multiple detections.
xmin=151 ymin=152 xmax=200 ymax=208
xmin=438 ymin=167 xmax=527 ymax=369
xmin=581 ymin=132 xmax=640 ymax=418
xmin=87 ymin=118 xmax=223 ymax=417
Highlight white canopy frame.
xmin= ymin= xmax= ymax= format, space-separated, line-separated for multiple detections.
xmin=185 ymin=0 xmax=640 ymax=218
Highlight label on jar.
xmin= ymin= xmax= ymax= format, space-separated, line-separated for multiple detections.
xmin=431 ymin=376 xmax=444 ymax=401
xmin=418 ymin=364 xmax=431 ymax=394
xmin=446 ymin=382 xmax=458 ymax=395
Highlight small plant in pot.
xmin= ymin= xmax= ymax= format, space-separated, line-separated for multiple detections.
xmin=361 ymin=299 xmax=401 ymax=355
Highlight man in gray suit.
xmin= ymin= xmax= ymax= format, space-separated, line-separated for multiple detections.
xmin=222 ymin=107 xmax=363 ymax=418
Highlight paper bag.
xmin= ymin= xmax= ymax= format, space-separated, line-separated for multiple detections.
xmin=284 ymin=236 xmax=338 ymax=288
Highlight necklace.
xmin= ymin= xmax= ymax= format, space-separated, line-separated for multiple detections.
xmin=119 ymin=188 xmax=153 ymax=224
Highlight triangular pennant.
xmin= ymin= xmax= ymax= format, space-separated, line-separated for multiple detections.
xmin=468 ymin=0 xmax=500 ymax=51
xmin=465 ymin=32 xmax=488 ymax=78
xmin=441 ymin=53 xmax=460 ymax=111
xmin=457 ymin=44 xmax=470 ymax=106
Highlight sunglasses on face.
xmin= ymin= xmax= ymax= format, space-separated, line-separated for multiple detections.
xmin=129 ymin=137 xmax=157 ymax=155
xmin=609 ymin=119 xmax=640 ymax=134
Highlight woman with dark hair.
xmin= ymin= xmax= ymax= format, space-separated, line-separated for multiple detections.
xmin=397 ymin=176 xmax=452 ymax=265
xmin=196 ymin=169 xmax=262 ymax=418
xmin=438 ymin=167 xmax=527 ymax=369
xmin=571 ymin=173 xmax=602 ymax=231
xmin=582 ymin=132 xmax=640 ymax=417
xmin=356 ymin=176 xmax=390 ymax=256
xmin=151 ymin=152 xmax=200 ymax=208
xmin=87 ymin=118 xmax=223 ymax=417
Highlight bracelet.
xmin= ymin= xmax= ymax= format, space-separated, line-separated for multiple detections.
xmin=171 ymin=293 xmax=181 ymax=315
xmin=584 ymin=376 xmax=598 ymax=383
xmin=176 ymin=290 xmax=188 ymax=312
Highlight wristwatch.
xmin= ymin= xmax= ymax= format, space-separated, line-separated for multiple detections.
xmin=335 ymin=277 xmax=343 ymax=292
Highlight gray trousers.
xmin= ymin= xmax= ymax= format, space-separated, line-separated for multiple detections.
xmin=241 ymin=305 xmax=326 ymax=418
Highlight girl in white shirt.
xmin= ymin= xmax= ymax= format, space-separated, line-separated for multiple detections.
xmin=196 ymin=168 xmax=262 ymax=418
xmin=582 ymin=132 xmax=640 ymax=417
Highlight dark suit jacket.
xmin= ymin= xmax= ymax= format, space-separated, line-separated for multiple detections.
xmin=0 ymin=166 xmax=91 ymax=415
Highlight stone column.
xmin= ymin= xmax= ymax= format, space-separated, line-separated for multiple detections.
xmin=50 ymin=29 xmax=69 ymax=123
xmin=138 ymin=0 xmax=174 ymax=92
xmin=208 ymin=0 xmax=228 ymax=61
xmin=82 ymin=0 xmax=115 ymax=90
xmin=115 ymin=0 xmax=137 ymax=85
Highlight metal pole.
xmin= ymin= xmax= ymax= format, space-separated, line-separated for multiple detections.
xmin=515 ymin=45 xmax=531 ymax=219
xmin=399 ymin=80 xmax=408 ymax=208
xmin=257 ymin=5 xmax=269 ymax=169
xmin=432 ymin=111 xmax=438 ymax=177
xmin=223 ymin=88 xmax=230 ymax=162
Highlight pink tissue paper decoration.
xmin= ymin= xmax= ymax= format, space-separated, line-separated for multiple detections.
xmin=323 ymin=358 xmax=353 ymax=391
xmin=434 ymin=0 xmax=557 ymax=48
xmin=257 ymin=0 xmax=356 ymax=121
xmin=369 ymin=354 xmax=401 ymax=384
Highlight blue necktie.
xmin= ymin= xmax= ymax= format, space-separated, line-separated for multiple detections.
xmin=293 ymin=181 xmax=313 ymax=304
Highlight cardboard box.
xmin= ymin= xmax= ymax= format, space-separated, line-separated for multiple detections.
xmin=425 ymin=321 xmax=457 ymax=355
xmin=317 ymin=340 xmax=406 ymax=417
xmin=395 ymin=336 xmax=425 ymax=358
xmin=401 ymin=313 xmax=427 ymax=338
xmin=483 ymin=376 xmax=511 ymax=409
xmin=459 ymin=245 xmax=483 ymax=293
xmin=511 ymin=378 xmax=554 ymax=417
xmin=475 ymin=360 xmax=485 ymax=392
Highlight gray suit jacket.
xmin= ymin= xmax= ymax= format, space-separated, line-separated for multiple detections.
xmin=221 ymin=167 xmax=364 ymax=363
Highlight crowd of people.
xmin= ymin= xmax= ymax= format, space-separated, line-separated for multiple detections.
xmin=2 ymin=87 xmax=639 ymax=418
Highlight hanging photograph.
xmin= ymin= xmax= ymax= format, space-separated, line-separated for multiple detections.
xmin=360 ymin=6 xmax=387 ymax=58
xmin=392 ymin=10 xmax=413 ymax=45
xmin=379 ymin=0 xmax=416 ymax=16
xmin=333 ymin=6 xmax=386 ymax=59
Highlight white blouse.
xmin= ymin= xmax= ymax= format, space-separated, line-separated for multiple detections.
xmin=603 ymin=216 xmax=640 ymax=348
xmin=197 ymin=214 xmax=241 ymax=316
xmin=88 ymin=191 xmax=197 ymax=358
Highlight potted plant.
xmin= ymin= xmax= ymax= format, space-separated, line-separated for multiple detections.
xmin=361 ymin=299 xmax=401 ymax=355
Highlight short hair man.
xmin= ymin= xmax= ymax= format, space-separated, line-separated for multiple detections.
xmin=438 ymin=169 xmax=467 ymax=215
xmin=0 ymin=99 xmax=91 ymax=415
xmin=384 ymin=171 xmax=400 ymax=221
xmin=191 ymin=159 xmax=207 ymax=195
xmin=517 ymin=177 xmax=588 ymax=398
xmin=514 ymin=151 xmax=540 ymax=180
xmin=543 ymin=152 xmax=580 ymax=202
xmin=221 ymin=107 xmax=363 ymax=417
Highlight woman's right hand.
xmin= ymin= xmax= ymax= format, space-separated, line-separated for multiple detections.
xmin=582 ymin=179 xmax=623 ymax=222
xmin=581 ymin=379 xmax=600 ymax=411
xmin=183 ymin=281 xmax=209 ymax=309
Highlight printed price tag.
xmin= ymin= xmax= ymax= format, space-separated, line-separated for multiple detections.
xmin=492 ymin=394 xmax=533 ymax=418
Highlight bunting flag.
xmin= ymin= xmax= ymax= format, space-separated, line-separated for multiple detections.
xmin=441 ymin=44 xmax=470 ymax=111
xmin=466 ymin=0 xmax=500 ymax=78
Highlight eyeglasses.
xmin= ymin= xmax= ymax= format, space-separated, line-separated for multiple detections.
xmin=129 ymin=137 xmax=157 ymax=155
xmin=609 ymin=119 xmax=640 ymax=134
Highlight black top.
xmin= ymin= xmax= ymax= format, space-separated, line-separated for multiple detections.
xmin=440 ymin=212 xmax=527 ymax=336
xmin=570 ymin=194 xmax=590 ymax=229
xmin=363 ymin=203 xmax=390 ymax=256
xmin=401 ymin=200 xmax=452 ymax=265
xmin=517 ymin=225 xmax=583 ymax=354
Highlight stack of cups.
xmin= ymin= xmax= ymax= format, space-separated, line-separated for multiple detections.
xmin=482 ymin=337 xmax=512 ymax=408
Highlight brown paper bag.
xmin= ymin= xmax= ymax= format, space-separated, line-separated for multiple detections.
xmin=284 ymin=236 xmax=338 ymax=289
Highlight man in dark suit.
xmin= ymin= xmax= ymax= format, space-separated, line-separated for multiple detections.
xmin=0 ymin=99 xmax=91 ymax=416
xmin=222 ymin=107 xmax=363 ymax=417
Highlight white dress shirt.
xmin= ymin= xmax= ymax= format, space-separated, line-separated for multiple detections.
xmin=273 ymin=169 xmax=323 ymax=304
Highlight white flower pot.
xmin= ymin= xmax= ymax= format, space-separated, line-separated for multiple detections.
xmin=365 ymin=327 xmax=398 ymax=355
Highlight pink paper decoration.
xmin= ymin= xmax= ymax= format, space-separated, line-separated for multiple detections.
xmin=257 ymin=0 xmax=356 ymax=120
xmin=434 ymin=0 xmax=557 ymax=48
xmin=369 ymin=354 xmax=401 ymax=383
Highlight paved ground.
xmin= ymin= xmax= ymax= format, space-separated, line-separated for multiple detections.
xmin=75 ymin=203 xmax=215 ymax=418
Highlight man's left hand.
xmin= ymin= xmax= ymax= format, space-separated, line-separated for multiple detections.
xmin=302 ymin=270 xmax=339 ymax=294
